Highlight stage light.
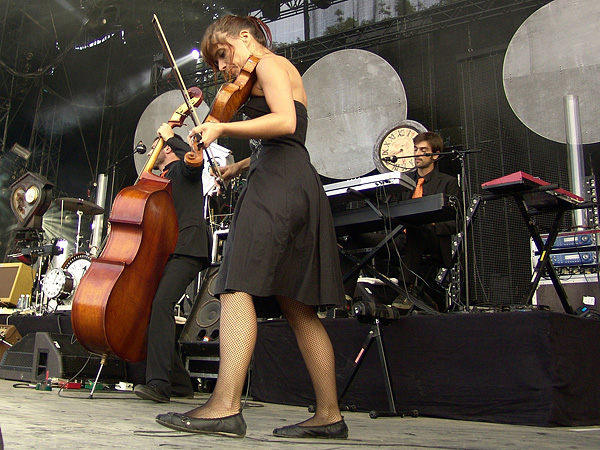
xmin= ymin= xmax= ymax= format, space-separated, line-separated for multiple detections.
xmin=191 ymin=41 xmax=200 ymax=60
xmin=10 ymin=143 xmax=31 ymax=161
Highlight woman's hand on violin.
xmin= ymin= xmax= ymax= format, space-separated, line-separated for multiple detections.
xmin=188 ymin=122 xmax=223 ymax=150
xmin=210 ymin=161 xmax=240 ymax=182
xmin=157 ymin=123 xmax=175 ymax=141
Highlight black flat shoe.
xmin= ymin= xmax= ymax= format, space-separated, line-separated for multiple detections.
xmin=134 ymin=384 xmax=169 ymax=403
xmin=273 ymin=419 xmax=348 ymax=439
xmin=155 ymin=411 xmax=246 ymax=438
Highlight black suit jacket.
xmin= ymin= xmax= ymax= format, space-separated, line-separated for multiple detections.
xmin=163 ymin=137 xmax=210 ymax=259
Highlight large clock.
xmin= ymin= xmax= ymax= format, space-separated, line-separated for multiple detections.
xmin=373 ymin=120 xmax=427 ymax=173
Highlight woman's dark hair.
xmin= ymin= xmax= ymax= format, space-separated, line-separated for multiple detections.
xmin=201 ymin=15 xmax=272 ymax=72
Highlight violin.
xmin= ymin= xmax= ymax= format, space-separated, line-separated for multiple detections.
xmin=185 ymin=55 xmax=260 ymax=170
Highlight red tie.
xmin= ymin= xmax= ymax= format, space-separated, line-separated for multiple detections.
xmin=161 ymin=168 xmax=168 ymax=178
xmin=412 ymin=177 xmax=425 ymax=199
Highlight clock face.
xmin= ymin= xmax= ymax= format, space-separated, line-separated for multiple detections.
xmin=373 ymin=120 xmax=428 ymax=173
xmin=25 ymin=186 xmax=40 ymax=204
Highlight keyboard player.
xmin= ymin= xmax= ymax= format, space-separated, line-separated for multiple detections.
xmin=341 ymin=131 xmax=459 ymax=311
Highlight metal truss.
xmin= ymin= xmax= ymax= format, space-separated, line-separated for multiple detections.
xmin=26 ymin=87 xmax=62 ymax=185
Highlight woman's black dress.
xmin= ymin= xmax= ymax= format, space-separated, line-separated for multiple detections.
xmin=214 ymin=96 xmax=345 ymax=307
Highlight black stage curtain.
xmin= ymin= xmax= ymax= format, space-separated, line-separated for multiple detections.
xmin=251 ymin=312 xmax=600 ymax=427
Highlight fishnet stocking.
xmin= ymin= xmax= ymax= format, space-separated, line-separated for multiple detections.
xmin=185 ymin=291 xmax=256 ymax=419
xmin=276 ymin=296 xmax=343 ymax=427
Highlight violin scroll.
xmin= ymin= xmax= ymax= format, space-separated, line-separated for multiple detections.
xmin=184 ymin=133 xmax=204 ymax=167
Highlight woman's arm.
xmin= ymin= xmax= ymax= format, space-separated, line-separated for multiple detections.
xmin=190 ymin=56 xmax=299 ymax=148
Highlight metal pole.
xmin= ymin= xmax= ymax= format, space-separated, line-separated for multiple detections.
xmin=90 ymin=173 xmax=107 ymax=256
xmin=563 ymin=94 xmax=588 ymax=229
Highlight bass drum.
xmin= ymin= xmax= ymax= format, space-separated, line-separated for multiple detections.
xmin=41 ymin=268 xmax=74 ymax=301
xmin=61 ymin=253 xmax=93 ymax=306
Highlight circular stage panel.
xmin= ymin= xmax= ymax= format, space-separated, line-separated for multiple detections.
xmin=133 ymin=90 xmax=210 ymax=175
xmin=302 ymin=49 xmax=407 ymax=180
xmin=503 ymin=0 xmax=600 ymax=144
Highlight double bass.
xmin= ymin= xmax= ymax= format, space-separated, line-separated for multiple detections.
xmin=71 ymin=89 xmax=204 ymax=363
xmin=71 ymin=15 xmax=259 ymax=366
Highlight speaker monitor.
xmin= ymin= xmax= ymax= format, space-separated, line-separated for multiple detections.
xmin=0 ymin=263 xmax=35 ymax=307
xmin=179 ymin=267 xmax=221 ymax=378
xmin=0 ymin=332 xmax=127 ymax=383
xmin=0 ymin=325 xmax=22 ymax=361
xmin=180 ymin=266 xmax=221 ymax=349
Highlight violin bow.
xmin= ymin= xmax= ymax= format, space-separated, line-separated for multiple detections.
xmin=151 ymin=14 xmax=225 ymax=184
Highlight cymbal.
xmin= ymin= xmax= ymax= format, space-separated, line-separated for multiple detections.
xmin=55 ymin=197 xmax=104 ymax=215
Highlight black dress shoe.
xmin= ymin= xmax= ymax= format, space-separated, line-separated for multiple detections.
xmin=155 ymin=411 xmax=246 ymax=438
xmin=273 ymin=419 xmax=348 ymax=439
xmin=134 ymin=384 xmax=169 ymax=403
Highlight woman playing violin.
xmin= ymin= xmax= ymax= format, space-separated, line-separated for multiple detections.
xmin=155 ymin=15 xmax=347 ymax=439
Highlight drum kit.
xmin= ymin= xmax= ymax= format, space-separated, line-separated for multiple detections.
xmin=37 ymin=197 xmax=104 ymax=311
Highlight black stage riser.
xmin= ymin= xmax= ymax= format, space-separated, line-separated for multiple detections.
xmin=0 ymin=332 xmax=126 ymax=383
xmin=251 ymin=312 xmax=600 ymax=427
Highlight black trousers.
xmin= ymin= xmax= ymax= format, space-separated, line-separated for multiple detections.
xmin=402 ymin=225 xmax=443 ymax=285
xmin=145 ymin=254 xmax=207 ymax=395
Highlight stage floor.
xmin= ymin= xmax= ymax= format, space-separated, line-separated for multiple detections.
xmin=0 ymin=379 xmax=599 ymax=450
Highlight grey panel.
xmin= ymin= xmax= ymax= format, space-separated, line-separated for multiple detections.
xmin=503 ymin=0 xmax=600 ymax=144
xmin=303 ymin=49 xmax=407 ymax=179
xmin=133 ymin=90 xmax=210 ymax=175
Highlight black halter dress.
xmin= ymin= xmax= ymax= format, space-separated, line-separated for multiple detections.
xmin=213 ymin=96 xmax=345 ymax=308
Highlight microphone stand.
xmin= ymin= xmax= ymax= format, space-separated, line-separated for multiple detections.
xmin=106 ymin=152 xmax=139 ymax=218
xmin=447 ymin=146 xmax=480 ymax=310
xmin=382 ymin=147 xmax=481 ymax=309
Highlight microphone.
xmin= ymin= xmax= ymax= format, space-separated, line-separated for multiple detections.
xmin=382 ymin=155 xmax=397 ymax=163
xmin=134 ymin=141 xmax=147 ymax=154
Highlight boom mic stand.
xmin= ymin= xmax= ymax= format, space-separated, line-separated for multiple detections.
xmin=446 ymin=146 xmax=480 ymax=309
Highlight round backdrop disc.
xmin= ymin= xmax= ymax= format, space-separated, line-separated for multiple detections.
xmin=503 ymin=0 xmax=600 ymax=144
xmin=133 ymin=90 xmax=210 ymax=175
xmin=303 ymin=49 xmax=407 ymax=180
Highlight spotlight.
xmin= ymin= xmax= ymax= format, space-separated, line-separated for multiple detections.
xmin=191 ymin=41 xmax=200 ymax=60
xmin=10 ymin=143 xmax=31 ymax=161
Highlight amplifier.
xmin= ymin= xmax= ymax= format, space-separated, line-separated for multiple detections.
xmin=0 ymin=325 xmax=22 ymax=361
xmin=550 ymin=251 xmax=597 ymax=267
xmin=0 ymin=332 xmax=126 ymax=383
xmin=547 ymin=231 xmax=599 ymax=250
xmin=0 ymin=263 xmax=35 ymax=307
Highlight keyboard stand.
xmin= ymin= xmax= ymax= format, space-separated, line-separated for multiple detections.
xmin=483 ymin=184 xmax=591 ymax=314
xmin=515 ymin=192 xmax=574 ymax=313
xmin=339 ymin=222 xmax=439 ymax=315
xmin=337 ymin=318 xmax=418 ymax=419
